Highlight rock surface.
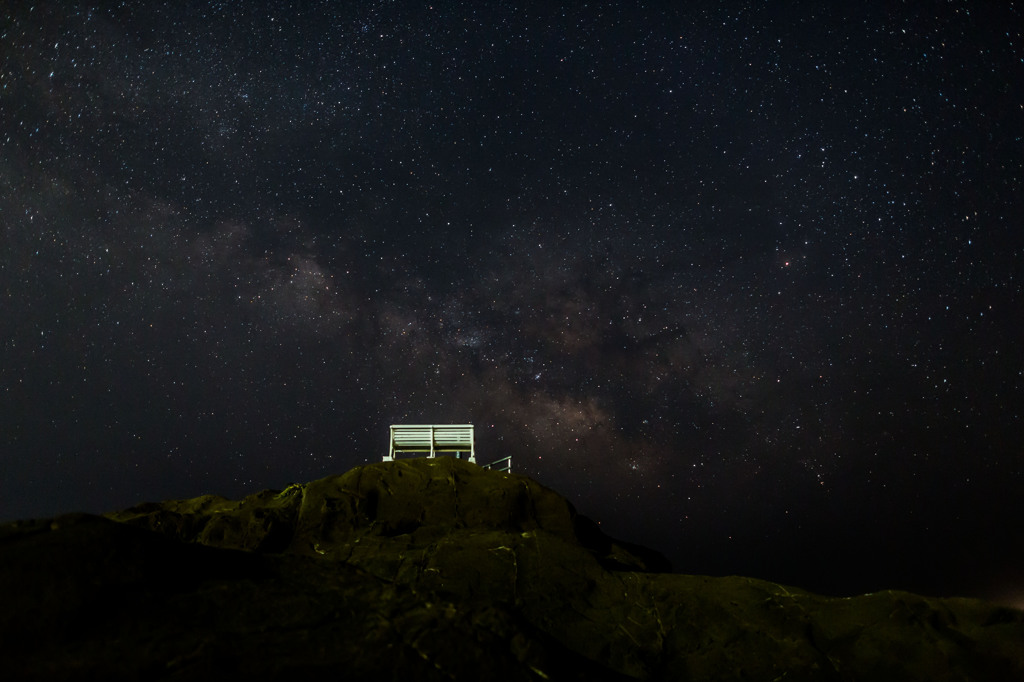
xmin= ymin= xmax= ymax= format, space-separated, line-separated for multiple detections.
xmin=2 ymin=457 xmax=1022 ymax=680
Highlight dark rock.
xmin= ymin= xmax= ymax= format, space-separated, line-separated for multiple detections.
xmin=0 ymin=511 xmax=623 ymax=681
xmin=2 ymin=457 xmax=1022 ymax=680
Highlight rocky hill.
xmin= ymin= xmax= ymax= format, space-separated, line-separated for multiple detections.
xmin=2 ymin=457 xmax=1021 ymax=680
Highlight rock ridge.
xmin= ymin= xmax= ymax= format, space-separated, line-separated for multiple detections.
xmin=2 ymin=457 xmax=1022 ymax=681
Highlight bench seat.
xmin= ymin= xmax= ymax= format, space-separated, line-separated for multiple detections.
xmin=386 ymin=424 xmax=475 ymax=463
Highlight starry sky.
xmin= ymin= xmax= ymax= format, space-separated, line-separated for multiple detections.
xmin=3 ymin=2 xmax=1023 ymax=606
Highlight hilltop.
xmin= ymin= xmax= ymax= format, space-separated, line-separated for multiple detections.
xmin=2 ymin=457 xmax=1021 ymax=680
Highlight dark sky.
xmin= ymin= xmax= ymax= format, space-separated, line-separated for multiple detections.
xmin=3 ymin=2 xmax=1023 ymax=606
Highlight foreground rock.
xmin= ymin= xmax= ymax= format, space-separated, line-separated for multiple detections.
xmin=2 ymin=457 xmax=1022 ymax=680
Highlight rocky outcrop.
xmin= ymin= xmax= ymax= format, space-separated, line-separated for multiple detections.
xmin=3 ymin=457 xmax=1022 ymax=680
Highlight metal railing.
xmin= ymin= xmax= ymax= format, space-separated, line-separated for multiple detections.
xmin=482 ymin=455 xmax=512 ymax=473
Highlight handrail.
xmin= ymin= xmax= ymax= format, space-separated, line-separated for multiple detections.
xmin=483 ymin=455 xmax=512 ymax=473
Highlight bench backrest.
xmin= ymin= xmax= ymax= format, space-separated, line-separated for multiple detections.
xmin=387 ymin=424 xmax=475 ymax=462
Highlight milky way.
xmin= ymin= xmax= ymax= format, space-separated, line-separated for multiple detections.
xmin=2 ymin=2 xmax=1022 ymax=605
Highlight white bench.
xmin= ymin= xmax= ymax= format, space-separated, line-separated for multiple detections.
xmin=385 ymin=424 xmax=476 ymax=463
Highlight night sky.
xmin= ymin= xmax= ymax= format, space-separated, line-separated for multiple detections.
xmin=3 ymin=2 xmax=1023 ymax=606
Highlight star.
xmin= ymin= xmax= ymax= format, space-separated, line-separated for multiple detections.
xmin=1 ymin=1 xmax=1022 ymax=606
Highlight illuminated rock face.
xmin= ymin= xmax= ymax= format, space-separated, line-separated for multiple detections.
xmin=3 ymin=458 xmax=1023 ymax=681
